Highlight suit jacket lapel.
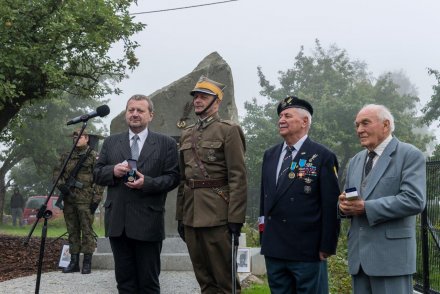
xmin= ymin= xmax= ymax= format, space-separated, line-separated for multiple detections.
xmin=363 ymin=138 xmax=398 ymax=200
xmin=118 ymin=131 xmax=132 ymax=160
xmin=350 ymin=153 xmax=365 ymax=193
xmin=137 ymin=131 xmax=157 ymax=165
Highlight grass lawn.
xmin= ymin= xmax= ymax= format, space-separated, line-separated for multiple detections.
xmin=0 ymin=215 xmax=105 ymax=238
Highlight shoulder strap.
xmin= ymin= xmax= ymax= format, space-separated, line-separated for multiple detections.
xmin=69 ymin=147 xmax=93 ymax=179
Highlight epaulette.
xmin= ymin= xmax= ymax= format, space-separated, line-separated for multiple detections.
xmin=184 ymin=123 xmax=196 ymax=130
xmin=219 ymin=119 xmax=236 ymax=126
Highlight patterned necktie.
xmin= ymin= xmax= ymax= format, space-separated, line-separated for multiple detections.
xmin=131 ymin=134 xmax=140 ymax=160
xmin=277 ymin=145 xmax=295 ymax=185
xmin=364 ymin=151 xmax=376 ymax=177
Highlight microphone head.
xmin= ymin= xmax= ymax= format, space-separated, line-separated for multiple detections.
xmin=96 ymin=105 xmax=110 ymax=117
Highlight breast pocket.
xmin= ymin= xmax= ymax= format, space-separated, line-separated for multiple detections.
xmin=200 ymin=141 xmax=224 ymax=163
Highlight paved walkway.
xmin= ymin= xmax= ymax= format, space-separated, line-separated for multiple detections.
xmin=0 ymin=270 xmax=201 ymax=294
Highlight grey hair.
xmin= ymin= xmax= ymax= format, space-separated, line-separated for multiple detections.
xmin=294 ymin=107 xmax=312 ymax=128
xmin=360 ymin=104 xmax=395 ymax=132
xmin=126 ymin=94 xmax=154 ymax=113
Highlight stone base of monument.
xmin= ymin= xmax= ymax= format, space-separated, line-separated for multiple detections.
xmin=91 ymin=234 xmax=267 ymax=274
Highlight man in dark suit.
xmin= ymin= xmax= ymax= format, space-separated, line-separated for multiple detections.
xmin=259 ymin=96 xmax=340 ymax=294
xmin=339 ymin=104 xmax=426 ymax=294
xmin=94 ymin=94 xmax=180 ymax=293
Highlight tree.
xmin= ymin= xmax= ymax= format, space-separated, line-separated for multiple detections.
xmin=242 ymin=40 xmax=433 ymax=215
xmin=0 ymin=96 xmax=106 ymax=222
xmin=0 ymin=0 xmax=145 ymax=133
xmin=422 ymin=68 xmax=440 ymax=127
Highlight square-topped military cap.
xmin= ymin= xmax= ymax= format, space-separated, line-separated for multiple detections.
xmin=190 ymin=75 xmax=226 ymax=100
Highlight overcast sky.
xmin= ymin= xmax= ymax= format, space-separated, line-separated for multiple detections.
xmin=103 ymin=0 xmax=440 ymax=137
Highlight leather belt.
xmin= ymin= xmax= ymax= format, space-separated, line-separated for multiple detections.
xmin=186 ymin=179 xmax=228 ymax=189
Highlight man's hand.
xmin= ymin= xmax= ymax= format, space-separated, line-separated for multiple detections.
xmin=319 ymin=251 xmax=331 ymax=261
xmin=125 ymin=170 xmax=144 ymax=189
xmin=228 ymin=223 xmax=243 ymax=246
xmin=339 ymin=193 xmax=366 ymax=216
xmin=113 ymin=162 xmax=129 ymax=178
xmin=177 ymin=220 xmax=185 ymax=242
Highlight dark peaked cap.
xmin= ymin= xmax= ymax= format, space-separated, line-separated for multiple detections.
xmin=277 ymin=96 xmax=314 ymax=116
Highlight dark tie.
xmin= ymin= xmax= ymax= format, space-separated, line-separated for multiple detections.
xmin=364 ymin=151 xmax=376 ymax=177
xmin=131 ymin=134 xmax=140 ymax=160
xmin=277 ymin=146 xmax=294 ymax=185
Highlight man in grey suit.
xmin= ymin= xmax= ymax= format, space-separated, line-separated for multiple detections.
xmin=339 ymin=104 xmax=426 ymax=294
xmin=94 ymin=95 xmax=180 ymax=293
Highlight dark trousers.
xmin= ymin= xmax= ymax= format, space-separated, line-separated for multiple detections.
xmin=265 ymin=256 xmax=323 ymax=294
xmin=185 ymin=225 xmax=240 ymax=294
xmin=109 ymin=232 xmax=162 ymax=294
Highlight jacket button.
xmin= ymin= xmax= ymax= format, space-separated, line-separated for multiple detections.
xmin=290 ymin=198 xmax=294 ymax=202
xmin=268 ymin=216 xmax=271 ymax=220
xmin=282 ymin=219 xmax=287 ymax=223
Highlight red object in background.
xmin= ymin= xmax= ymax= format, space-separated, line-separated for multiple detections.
xmin=22 ymin=196 xmax=63 ymax=225
xmin=258 ymin=223 xmax=265 ymax=233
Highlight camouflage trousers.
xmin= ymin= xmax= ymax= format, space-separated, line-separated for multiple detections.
xmin=64 ymin=203 xmax=95 ymax=254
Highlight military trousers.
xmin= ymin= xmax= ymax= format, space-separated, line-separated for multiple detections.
xmin=185 ymin=225 xmax=240 ymax=294
xmin=64 ymin=203 xmax=95 ymax=254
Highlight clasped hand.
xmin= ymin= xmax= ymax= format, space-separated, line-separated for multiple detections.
xmin=338 ymin=192 xmax=366 ymax=216
xmin=113 ymin=162 xmax=144 ymax=190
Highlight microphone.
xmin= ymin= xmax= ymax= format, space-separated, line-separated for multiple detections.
xmin=66 ymin=105 xmax=110 ymax=125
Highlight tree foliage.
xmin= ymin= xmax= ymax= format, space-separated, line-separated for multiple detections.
xmin=422 ymin=68 xmax=440 ymax=127
xmin=242 ymin=40 xmax=433 ymax=195
xmin=0 ymin=95 xmax=106 ymax=221
xmin=0 ymin=0 xmax=145 ymax=133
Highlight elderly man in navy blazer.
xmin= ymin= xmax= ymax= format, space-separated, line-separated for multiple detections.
xmin=259 ymin=96 xmax=340 ymax=293
xmin=339 ymin=104 xmax=426 ymax=294
xmin=94 ymin=95 xmax=180 ymax=293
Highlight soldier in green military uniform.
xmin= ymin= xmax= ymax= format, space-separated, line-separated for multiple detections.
xmin=55 ymin=129 xmax=104 ymax=274
xmin=176 ymin=76 xmax=247 ymax=293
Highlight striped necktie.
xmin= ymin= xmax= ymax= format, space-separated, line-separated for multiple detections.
xmin=131 ymin=134 xmax=140 ymax=160
xmin=277 ymin=145 xmax=294 ymax=185
xmin=364 ymin=151 xmax=376 ymax=177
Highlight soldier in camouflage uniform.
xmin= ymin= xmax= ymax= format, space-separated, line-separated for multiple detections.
xmin=176 ymin=76 xmax=247 ymax=293
xmin=55 ymin=129 xmax=104 ymax=274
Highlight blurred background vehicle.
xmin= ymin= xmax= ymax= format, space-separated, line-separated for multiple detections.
xmin=22 ymin=196 xmax=63 ymax=225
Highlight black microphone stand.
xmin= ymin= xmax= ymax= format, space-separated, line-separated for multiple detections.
xmin=23 ymin=122 xmax=88 ymax=294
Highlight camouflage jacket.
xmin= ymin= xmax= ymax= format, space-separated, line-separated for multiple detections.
xmin=55 ymin=146 xmax=104 ymax=204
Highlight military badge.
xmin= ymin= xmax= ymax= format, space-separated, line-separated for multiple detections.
xmin=176 ymin=120 xmax=186 ymax=129
xmin=304 ymin=177 xmax=313 ymax=184
xmin=288 ymin=172 xmax=296 ymax=179
xmin=309 ymin=154 xmax=318 ymax=162
xmin=304 ymin=185 xmax=312 ymax=194
xmin=207 ymin=149 xmax=216 ymax=161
